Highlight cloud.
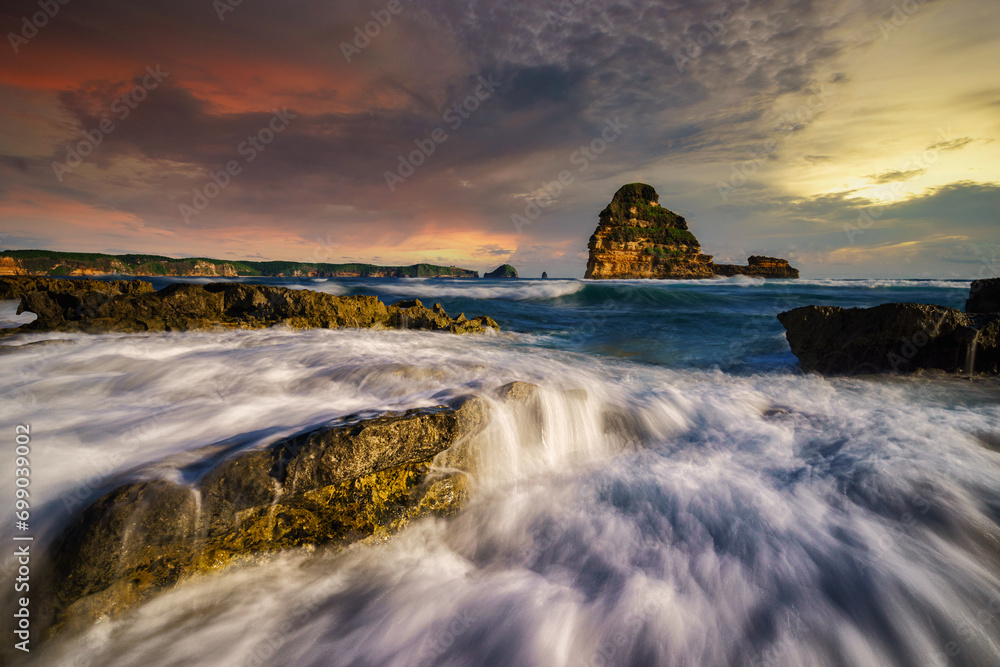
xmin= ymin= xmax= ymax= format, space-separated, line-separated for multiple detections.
xmin=925 ymin=136 xmax=973 ymax=152
xmin=865 ymin=168 xmax=927 ymax=184
xmin=0 ymin=0 xmax=994 ymax=279
xmin=475 ymin=244 xmax=513 ymax=257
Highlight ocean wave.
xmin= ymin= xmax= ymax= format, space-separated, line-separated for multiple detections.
xmin=584 ymin=275 xmax=765 ymax=287
xmin=18 ymin=327 xmax=1000 ymax=666
xmin=373 ymin=280 xmax=587 ymax=301
xmin=793 ymin=278 xmax=971 ymax=289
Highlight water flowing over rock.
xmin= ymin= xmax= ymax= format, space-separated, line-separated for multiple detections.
xmin=0 ymin=277 xmax=499 ymax=335
xmin=41 ymin=400 xmax=489 ymax=636
xmin=778 ymin=280 xmax=1000 ymax=374
xmin=584 ymin=183 xmax=799 ymax=279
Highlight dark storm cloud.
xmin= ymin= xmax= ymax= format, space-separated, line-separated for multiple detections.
xmin=3 ymin=0 xmax=973 ymax=274
xmin=39 ymin=0 xmax=910 ymax=195
xmin=886 ymin=181 xmax=1000 ymax=227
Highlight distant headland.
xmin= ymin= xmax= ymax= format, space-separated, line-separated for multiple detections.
xmin=584 ymin=183 xmax=799 ymax=279
xmin=0 ymin=250 xmax=483 ymax=279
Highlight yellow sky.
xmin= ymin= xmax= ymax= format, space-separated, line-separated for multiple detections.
xmin=768 ymin=0 xmax=1000 ymax=204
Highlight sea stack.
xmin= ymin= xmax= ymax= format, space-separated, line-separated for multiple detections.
xmin=584 ymin=183 xmax=799 ymax=279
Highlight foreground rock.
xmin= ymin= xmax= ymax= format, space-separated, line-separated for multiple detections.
xmin=0 ymin=276 xmax=155 ymax=302
xmin=778 ymin=302 xmax=999 ymax=375
xmin=0 ymin=277 xmax=498 ymax=334
xmin=584 ymin=183 xmax=799 ymax=280
xmin=41 ymin=400 xmax=489 ymax=636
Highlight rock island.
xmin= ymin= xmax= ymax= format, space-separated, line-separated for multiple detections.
xmin=584 ymin=183 xmax=799 ymax=280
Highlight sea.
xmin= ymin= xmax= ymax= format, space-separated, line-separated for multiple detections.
xmin=2 ymin=276 xmax=999 ymax=666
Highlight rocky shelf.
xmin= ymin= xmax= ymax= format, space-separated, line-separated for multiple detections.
xmin=584 ymin=183 xmax=799 ymax=280
xmin=778 ymin=278 xmax=999 ymax=375
xmin=0 ymin=277 xmax=498 ymax=335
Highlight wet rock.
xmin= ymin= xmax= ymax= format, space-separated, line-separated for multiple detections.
xmin=199 ymin=450 xmax=277 ymax=534
xmin=42 ymin=401 xmax=490 ymax=635
xmin=1 ymin=278 xmax=498 ymax=335
xmin=778 ymin=303 xmax=999 ymax=375
xmin=389 ymin=298 xmax=498 ymax=334
xmin=276 ymin=407 xmax=464 ymax=494
xmin=0 ymin=276 xmax=154 ymax=301
xmin=495 ymin=381 xmax=540 ymax=403
xmin=46 ymin=481 xmax=199 ymax=634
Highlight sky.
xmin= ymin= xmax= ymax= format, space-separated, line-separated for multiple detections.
xmin=0 ymin=0 xmax=997 ymax=278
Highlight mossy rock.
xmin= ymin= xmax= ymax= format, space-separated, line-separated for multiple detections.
xmin=41 ymin=399 xmax=492 ymax=636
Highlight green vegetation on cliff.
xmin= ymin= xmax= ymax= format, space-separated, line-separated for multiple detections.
xmin=0 ymin=249 xmax=479 ymax=278
xmin=599 ymin=182 xmax=688 ymax=229
xmin=608 ymin=226 xmax=698 ymax=246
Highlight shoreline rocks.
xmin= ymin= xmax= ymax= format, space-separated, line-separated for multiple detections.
xmin=584 ymin=183 xmax=799 ymax=280
xmin=41 ymin=400 xmax=489 ymax=636
xmin=779 ymin=281 xmax=999 ymax=375
xmin=0 ymin=277 xmax=498 ymax=335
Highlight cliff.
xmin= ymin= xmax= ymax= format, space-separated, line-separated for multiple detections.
xmin=0 ymin=250 xmax=479 ymax=279
xmin=0 ymin=257 xmax=26 ymax=275
xmin=584 ymin=183 xmax=799 ymax=280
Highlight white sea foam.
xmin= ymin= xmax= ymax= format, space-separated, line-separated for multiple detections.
xmin=3 ymin=326 xmax=999 ymax=666
xmin=792 ymin=278 xmax=971 ymax=290
xmin=588 ymin=276 xmax=971 ymax=290
xmin=285 ymin=281 xmax=350 ymax=295
xmin=0 ymin=299 xmax=36 ymax=328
